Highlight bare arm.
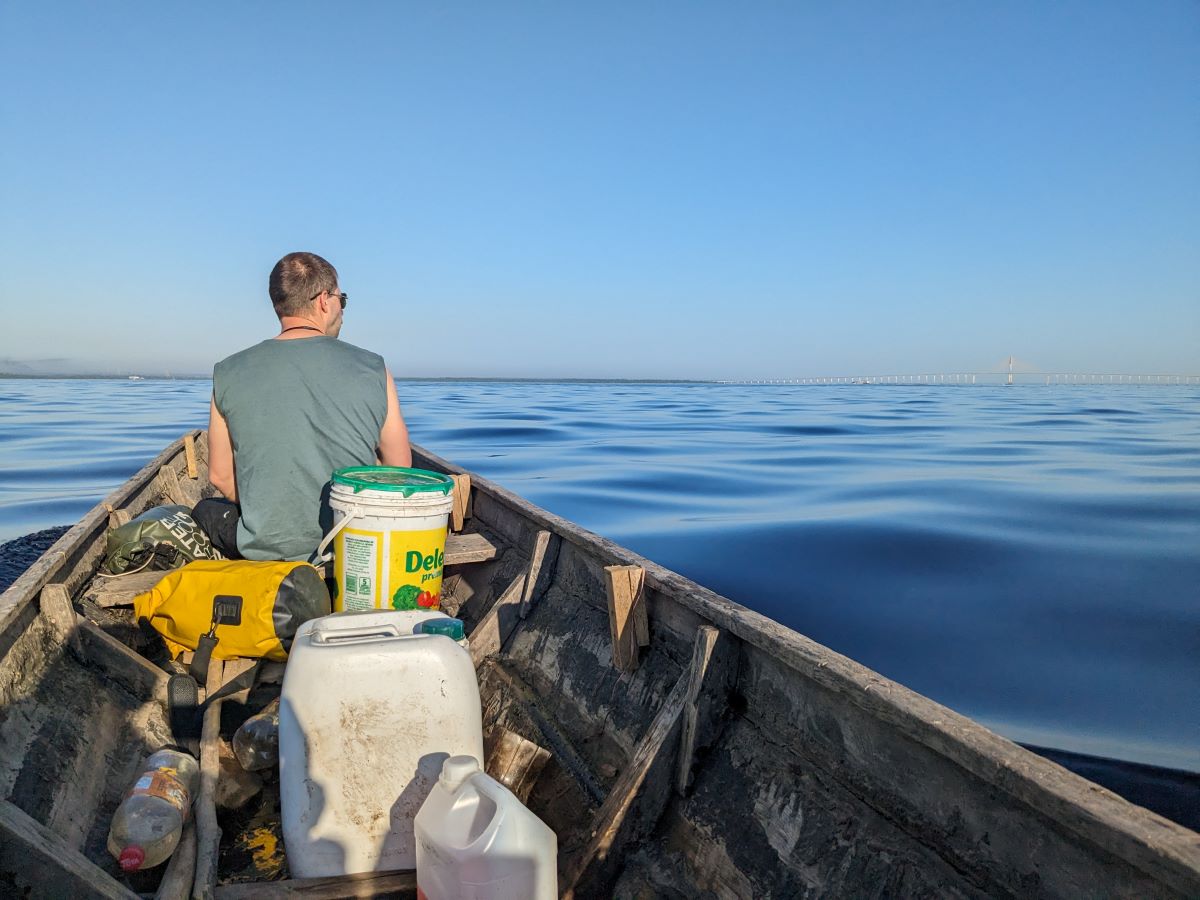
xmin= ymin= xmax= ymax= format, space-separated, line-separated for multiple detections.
xmin=377 ymin=368 xmax=412 ymax=467
xmin=208 ymin=394 xmax=238 ymax=501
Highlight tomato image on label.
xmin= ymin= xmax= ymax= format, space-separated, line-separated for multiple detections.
xmin=416 ymin=590 xmax=440 ymax=609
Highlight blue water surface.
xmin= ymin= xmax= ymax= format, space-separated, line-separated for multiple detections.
xmin=1 ymin=377 xmax=1197 ymax=771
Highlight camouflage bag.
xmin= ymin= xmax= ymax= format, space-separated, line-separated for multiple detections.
xmin=102 ymin=505 xmax=223 ymax=575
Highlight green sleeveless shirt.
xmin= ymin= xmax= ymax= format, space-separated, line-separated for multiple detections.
xmin=213 ymin=336 xmax=388 ymax=561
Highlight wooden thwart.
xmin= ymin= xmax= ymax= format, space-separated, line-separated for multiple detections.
xmin=85 ymin=568 xmax=168 ymax=608
xmin=604 ymin=565 xmax=649 ymax=672
xmin=444 ymin=531 xmax=497 ymax=565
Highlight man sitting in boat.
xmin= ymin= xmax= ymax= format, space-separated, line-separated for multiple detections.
xmin=195 ymin=251 xmax=411 ymax=561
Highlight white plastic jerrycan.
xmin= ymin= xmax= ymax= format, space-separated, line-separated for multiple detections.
xmin=280 ymin=609 xmax=483 ymax=877
xmin=415 ymin=755 xmax=557 ymax=900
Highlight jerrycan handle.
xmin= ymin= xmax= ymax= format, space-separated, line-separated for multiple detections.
xmin=310 ymin=620 xmax=401 ymax=645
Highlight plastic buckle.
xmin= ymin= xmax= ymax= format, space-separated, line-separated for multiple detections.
xmin=212 ymin=594 xmax=243 ymax=628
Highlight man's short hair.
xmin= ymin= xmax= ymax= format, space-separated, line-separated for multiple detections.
xmin=269 ymin=252 xmax=339 ymax=317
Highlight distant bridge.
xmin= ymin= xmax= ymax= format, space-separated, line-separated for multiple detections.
xmin=721 ymin=373 xmax=1199 ymax=386
xmin=723 ymin=356 xmax=1199 ymax=385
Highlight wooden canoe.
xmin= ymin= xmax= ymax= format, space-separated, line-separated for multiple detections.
xmin=1 ymin=431 xmax=1198 ymax=899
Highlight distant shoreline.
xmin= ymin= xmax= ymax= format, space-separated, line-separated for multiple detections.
xmin=0 ymin=374 xmax=716 ymax=384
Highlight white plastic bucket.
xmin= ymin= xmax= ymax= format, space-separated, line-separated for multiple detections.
xmin=319 ymin=466 xmax=455 ymax=612
xmin=415 ymin=755 xmax=558 ymax=900
xmin=280 ymin=609 xmax=484 ymax=877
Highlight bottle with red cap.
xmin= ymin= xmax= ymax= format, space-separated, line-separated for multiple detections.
xmin=107 ymin=748 xmax=199 ymax=873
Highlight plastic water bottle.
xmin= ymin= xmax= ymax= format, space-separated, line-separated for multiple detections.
xmin=415 ymin=755 xmax=557 ymax=900
xmin=233 ymin=697 xmax=280 ymax=771
xmin=107 ymin=748 xmax=199 ymax=872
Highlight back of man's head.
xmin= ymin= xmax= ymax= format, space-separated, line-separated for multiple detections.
xmin=269 ymin=252 xmax=339 ymax=317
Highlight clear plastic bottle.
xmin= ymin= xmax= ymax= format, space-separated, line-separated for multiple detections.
xmin=107 ymin=748 xmax=200 ymax=873
xmin=233 ymin=697 xmax=280 ymax=771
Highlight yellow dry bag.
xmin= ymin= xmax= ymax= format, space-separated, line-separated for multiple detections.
xmin=134 ymin=559 xmax=331 ymax=662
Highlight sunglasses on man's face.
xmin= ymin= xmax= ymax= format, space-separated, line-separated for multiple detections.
xmin=309 ymin=290 xmax=348 ymax=310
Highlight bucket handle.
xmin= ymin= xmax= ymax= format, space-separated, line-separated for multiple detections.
xmin=311 ymin=505 xmax=362 ymax=566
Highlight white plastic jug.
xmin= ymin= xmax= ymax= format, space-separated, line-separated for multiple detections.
xmin=280 ymin=609 xmax=484 ymax=877
xmin=415 ymin=755 xmax=558 ymax=900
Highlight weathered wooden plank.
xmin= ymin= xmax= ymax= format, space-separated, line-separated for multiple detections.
xmin=450 ymin=472 xmax=471 ymax=532
xmin=156 ymin=820 xmax=196 ymax=900
xmin=193 ymin=658 xmax=227 ymax=900
xmin=158 ymin=464 xmax=187 ymax=506
xmin=39 ymin=582 xmax=84 ymax=657
xmin=0 ymin=799 xmax=139 ymax=899
xmin=443 ymin=530 xmax=498 ymax=565
xmin=676 ymin=625 xmax=738 ymax=795
xmin=519 ymin=529 xmax=552 ymax=618
xmin=604 ymin=565 xmax=648 ymax=673
xmin=563 ymin=665 xmax=691 ymax=898
xmin=481 ymin=660 xmax=607 ymax=806
xmin=486 ymin=727 xmax=552 ymax=804
xmin=77 ymin=620 xmax=170 ymax=702
xmin=468 ymin=571 xmax=528 ymax=666
xmin=184 ymin=433 xmax=199 ymax=480
xmin=85 ymin=568 xmax=169 ymax=608
xmin=108 ymin=507 xmax=132 ymax=530
xmin=159 ymin=458 xmax=201 ymax=507
xmin=214 ymin=870 xmax=416 ymax=898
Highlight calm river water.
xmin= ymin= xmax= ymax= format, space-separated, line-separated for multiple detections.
xmin=1 ymin=377 xmax=1196 ymax=772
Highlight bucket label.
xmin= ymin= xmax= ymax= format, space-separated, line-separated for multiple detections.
xmin=338 ymin=530 xmax=381 ymax=612
xmin=388 ymin=527 xmax=447 ymax=611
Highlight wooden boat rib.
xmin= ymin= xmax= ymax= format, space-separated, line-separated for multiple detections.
xmin=1 ymin=431 xmax=1198 ymax=899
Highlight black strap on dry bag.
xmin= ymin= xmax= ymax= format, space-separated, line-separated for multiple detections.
xmin=171 ymin=594 xmax=261 ymax=748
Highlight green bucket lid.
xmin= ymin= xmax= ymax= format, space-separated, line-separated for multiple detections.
xmin=331 ymin=466 xmax=454 ymax=497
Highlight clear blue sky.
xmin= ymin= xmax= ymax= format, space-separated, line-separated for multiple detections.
xmin=2 ymin=2 xmax=1197 ymax=379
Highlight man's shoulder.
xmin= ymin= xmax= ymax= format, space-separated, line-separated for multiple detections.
xmin=214 ymin=339 xmax=385 ymax=377
xmin=330 ymin=339 xmax=385 ymax=368
xmin=214 ymin=341 xmax=264 ymax=370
